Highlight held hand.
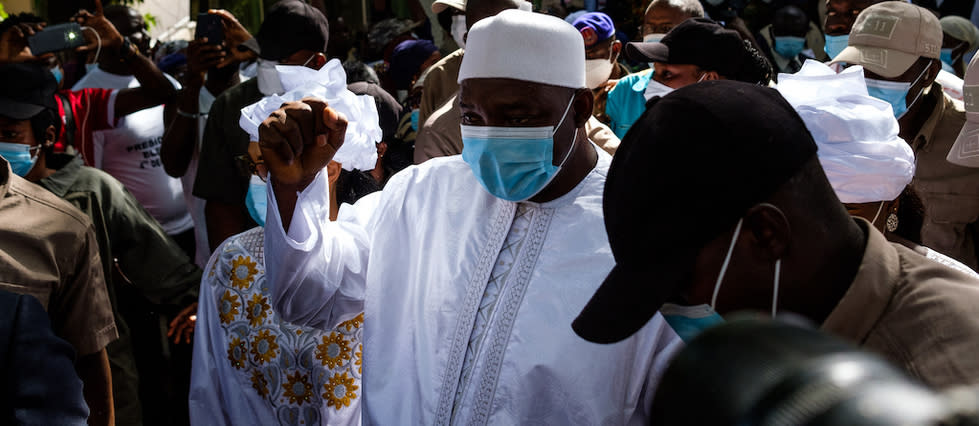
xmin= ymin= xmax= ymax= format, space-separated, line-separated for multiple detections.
xmin=259 ymin=98 xmax=347 ymax=190
xmin=0 ymin=22 xmax=49 ymax=64
xmin=73 ymin=0 xmax=124 ymax=53
xmin=167 ymin=302 xmax=198 ymax=344
xmin=185 ymin=39 xmax=225 ymax=87
xmin=208 ymin=9 xmax=255 ymax=68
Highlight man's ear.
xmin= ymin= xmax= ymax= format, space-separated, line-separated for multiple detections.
xmin=743 ymin=203 xmax=791 ymax=262
xmin=44 ymin=125 xmax=57 ymax=146
xmin=611 ymin=40 xmax=622 ymax=62
xmin=571 ymin=88 xmax=594 ymax=128
xmin=310 ymin=52 xmax=328 ymax=70
xmin=702 ymin=70 xmax=721 ymax=81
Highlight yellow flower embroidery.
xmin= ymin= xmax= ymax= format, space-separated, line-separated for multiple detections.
xmin=219 ymin=290 xmax=241 ymax=324
xmin=282 ymin=371 xmax=314 ymax=405
xmin=250 ymin=330 xmax=280 ymax=365
xmin=355 ymin=344 xmax=363 ymax=375
xmin=230 ymin=255 xmax=258 ymax=290
xmin=323 ymin=372 xmax=359 ymax=410
xmin=250 ymin=370 xmax=269 ymax=397
xmin=227 ymin=337 xmax=248 ymax=369
xmin=338 ymin=313 xmax=365 ymax=332
xmin=315 ymin=332 xmax=351 ymax=369
xmin=246 ymin=293 xmax=271 ymax=327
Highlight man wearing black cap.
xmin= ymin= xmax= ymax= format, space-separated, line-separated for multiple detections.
xmin=574 ymin=80 xmax=979 ymax=390
xmin=605 ymin=17 xmax=773 ymax=139
xmin=194 ymin=0 xmax=330 ymax=251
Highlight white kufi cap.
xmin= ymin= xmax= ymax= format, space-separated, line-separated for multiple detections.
xmin=458 ymin=9 xmax=585 ymax=89
xmin=776 ymin=60 xmax=915 ymax=204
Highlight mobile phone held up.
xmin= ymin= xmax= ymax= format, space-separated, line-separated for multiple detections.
xmin=28 ymin=23 xmax=87 ymax=55
xmin=195 ymin=13 xmax=224 ymax=45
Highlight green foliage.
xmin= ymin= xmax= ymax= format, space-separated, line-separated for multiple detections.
xmin=143 ymin=12 xmax=157 ymax=29
xmin=0 ymin=3 xmax=7 ymax=20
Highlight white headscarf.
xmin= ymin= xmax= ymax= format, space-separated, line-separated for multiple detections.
xmin=239 ymin=59 xmax=382 ymax=171
xmin=776 ymin=60 xmax=915 ymax=204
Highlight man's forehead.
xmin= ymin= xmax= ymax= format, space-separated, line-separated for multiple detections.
xmin=459 ymin=78 xmax=570 ymax=104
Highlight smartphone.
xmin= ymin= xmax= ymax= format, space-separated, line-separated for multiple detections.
xmin=195 ymin=13 xmax=224 ymax=45
xmin=28 ymin=23 xmax=87 ymax=55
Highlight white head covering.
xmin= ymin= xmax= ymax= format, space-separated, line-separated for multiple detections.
xmin=239 ymin=59 xmax=382 ymax=171
xmin=776 ymin=60 xmax=915 ymax=204
xmin=458 ymin=9 xmax=585 ymax=89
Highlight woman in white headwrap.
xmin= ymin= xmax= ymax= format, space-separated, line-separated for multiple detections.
xmin=777 ymin=60 xmax=977 ymax=274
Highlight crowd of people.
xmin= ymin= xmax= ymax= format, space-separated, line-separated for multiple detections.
xmin=3 ymin=0 xmax=979 ymax=424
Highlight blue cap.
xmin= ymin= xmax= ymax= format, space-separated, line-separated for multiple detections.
xmin=572 ymin=12 xmax=615 ymax=47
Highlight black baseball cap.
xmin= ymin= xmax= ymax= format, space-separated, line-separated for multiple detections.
xmin=0 ymin=63 xmax=57 ymax=120
xmin=572 ymin=81 xmax=818 ymax=344
xmin=626 ymin=18 xmax=746 ymax=78
xmin=240 ymin=0 xmax=329 ymax=61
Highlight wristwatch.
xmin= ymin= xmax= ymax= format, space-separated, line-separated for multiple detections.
xmin=118 ymin=38 xmax=138 ymax=62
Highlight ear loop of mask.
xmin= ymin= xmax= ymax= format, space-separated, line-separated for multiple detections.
xmin=300 ymin=53 xmax=317 ymax=67
xmin=81 ymin=27 xmax=101 ymax=66
xmin=552 ymin=95 xmax=579 ymax=169
xmin=870 ymin=200 xmax=886 ymax=227
xmin=900 ymin=61 xmax=933 ymax=118
xmin=697 ymin=72 xmax=708 ymax=83
xmin=710 ymin=218 xmax=743 ymax=309
xmin=772 ymin=259 xmax=781 ymax=317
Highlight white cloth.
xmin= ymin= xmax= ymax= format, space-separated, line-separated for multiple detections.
xmin=459 ymin=10 xmax=585 ymax=89
xmin=72 ymin=68 xmax=193 ymax=234
xmin=181 ymin=87 xmax=215 ymax=268
xmin=239 ymin=59 xmax=381 ymax=171
xmin=264 ymin=147 xmax=682 ymax=425
xmin=777 ymin=60 xmax=915 ymax=204
xmin=936 ymin=68 xmax=965 ymax=101
xmin=190 ymin=227 xmax=362 ymax=426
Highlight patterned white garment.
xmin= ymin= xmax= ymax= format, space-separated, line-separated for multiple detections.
xmin=189 ymin=227 xmax=363 ymax=426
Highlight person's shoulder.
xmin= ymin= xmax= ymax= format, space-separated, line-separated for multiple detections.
xmin=214 ymin=78 xmax=261 ymax=108
xmin=6 ymin=174 xmax=93 ymax=233
xmin=432 ymin=48 xmax=465 ymax=71
xmin=890 ymin=242 xmax=979 ymax=306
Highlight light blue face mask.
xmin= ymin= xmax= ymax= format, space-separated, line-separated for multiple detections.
xmin=51 ymin=67 xmax=63 ymax=84
xmin=85 ymin=63 xmax=98 ymax=73
xmin=461 ymin=97 xmax=577 ymax=202
xmin=824 ymin=34 xmax=849 ymax=60
xmin=245 ymin=174 xmax=267 ymax=227
xmin=661 ymin=219 xmax=783 ymax=342
xmin=774 ymin=36 xmax=805 ymax=59
xmin=865 ymin=63 xmax=929 ymax=119
xmin=0 ymin=142 xmax=39 ymax=177
xmin=940 ymin=48 xmax=956 ymax=66
xmin=410 ymin=108 xmax=420 ymax=132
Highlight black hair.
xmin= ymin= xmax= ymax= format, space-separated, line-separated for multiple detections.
xmin=29 ymin=108 xmax=61 ymax=150
xmin=736 ymin=40 xmax=774 ymax=85
xmin=0 ymin=12 xmax=45 ymax=35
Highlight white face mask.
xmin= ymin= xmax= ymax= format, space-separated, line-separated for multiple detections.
xmin=257 ymin=58 xmax=285 ymax=95
xmin=585 ymin=53 xmax=615 ymax=89
xmin=643 ymin=77 xmax=674 ymax=101
xmin=643 ymin=33 xmax=666 ymax=43
xmin=451 ymin=15 xmax=467 ymax=49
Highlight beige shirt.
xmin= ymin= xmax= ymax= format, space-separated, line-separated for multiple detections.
xmin=909 ymin=84 xmax=979 ymax=270
xmin=414 ymin=92 xmax=620 ymax=165
xmin=822 ymin=218 xmax=979 ymax=388
xmin=0 ymin=158 xmax=117 ymax=356
xmin=418 ymin=49 xmax=464 ymax=128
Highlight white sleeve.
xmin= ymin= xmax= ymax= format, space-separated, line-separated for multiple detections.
xmin=263 ymin=169 xmax=380 ymax=330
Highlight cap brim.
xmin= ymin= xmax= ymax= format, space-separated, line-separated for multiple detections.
xmin=947 ymin=119 xmax=979 ymax=167
xmin=0 ymin=99 xmax=45 ymax=120
xmin=573 ymin=254 xmax=690 ymax=344
xmin=431 ymin=0 xmax=464 ymax=13
xmin=625 ymin=42 xmax=670 ymax=63
xmin=238 ymin=38 xmax=261 ymax=55
xmin=829 ymin=45 xmax=918 ymax=78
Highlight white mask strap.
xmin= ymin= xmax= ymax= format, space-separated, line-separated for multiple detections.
xmin=551 ymin=95 xmax=577 ymax=137
xmin=772 ymin=259 xmax=781 ymax=317
xmin=301 ymin=53 xmax=317 ymax=67
xmin=711 ymin=218 xmax=743 ymax=309
xmin=697 ymin=72 xmax=708 ymax=83
xmin=900 ymin=61 xmax=932 ymax=118
xmin=870 ymin=200 xmax=886 ymax=227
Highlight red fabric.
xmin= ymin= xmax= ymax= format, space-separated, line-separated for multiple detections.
xmin=54 ymin=88 xmax=115 ymax=166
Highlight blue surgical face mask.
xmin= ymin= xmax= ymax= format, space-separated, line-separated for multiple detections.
xmin=643 ymin=33 xmax=666 ymax=43
xmin=865 ymin=63 xmax=929 ymax=119
xmin=774 ymin=36 xmax=805 ymax=59
xmin=85 ymin=63 xmax=98 ymax=73
xmin=0 ymin=142 xmax=40 ymax=177
xmin=410 ymin=108 xmax=420 ymax=132
xmin=661 ymin=219 xmax=783 ymax=342
xmin=245 ymin=174 xmax=267 ymax=227
xmin=941 ymin=48 xmax=956 ymax=66
xmin=824 ymin=34 xmax=849 ymax=60
xmin=461 ymin=97 xmax=577 ymax=202
xmin=50 ymin=67 xmax=63 ymax=84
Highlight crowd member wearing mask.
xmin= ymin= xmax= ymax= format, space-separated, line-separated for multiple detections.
xmin=4 ymin=62 xmax=203 ymax=426
xmin=415 ymin=0 xmax=621 ymax=163
xmin=606 ymin=18 xmax=773 ymax=139
xmin=940 ymin=16 xmax=979 ymax=79
xmin=0 ymin=66 xmax=117 ymax=426
xmin=71 ymin=4 xmax=195 ymax=258
xmin=778 ymin=60 xmax=975 ymax=277
xmin=830 ymin=2 xmax=979 ymax=272
xmin=638 ymin=0 xmax=704 ymax=45
xmin=572 ymin=12 xmax=629 ymax=125
xmin=389 ymin=39 xmax=440 ymax=147
xmin=259 ymin=10 xmax=680 ymax=423
xmin=574 ymin=80 xmax=979 ymax=393
xmin=161 ymin=9 xmax=253 ymax=269
xmin=822 ymin=0 xmax=882 ymax=60
xmin=418 ymin=0 xmax=471 ymax=126
xmin=194 ymin=0 xmax=329 ymax=251
xmin=756 ymin=5 xmax=812 ymax=75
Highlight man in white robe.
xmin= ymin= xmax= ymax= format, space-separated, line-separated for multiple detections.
xmin=260 ymin=10 xmax=682 ymax=424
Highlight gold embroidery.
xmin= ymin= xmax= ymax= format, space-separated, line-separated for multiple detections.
xmin=338 ymin=313 xmax=365 ymax=332
xmin=219 ymin=290 xmax=241 ymax=324
xmin=323 ymin=372 xmax=359 ymax=410
xmin=227 ymin=337 xmax=248 ymax=369
xmin=246 ymin=293 xmax=271 ymax=327
xmin=250 ymin=330 xmax=280 ymax=365
xmin=230 ymin=255 xmax=259 ymax=290
xmin=315 ymin=332 xmax=351 ymax=369
xmin=282 ymin=371 xmax=314 ymax=405
xmin=355 ymin=344 xmax=363 ymax=375
xmin=251 ymin=370 xmax=269 ymax=397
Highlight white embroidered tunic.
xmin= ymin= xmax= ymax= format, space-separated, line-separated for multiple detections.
xmin=264 ymin=146 xmax=682 ymax=425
